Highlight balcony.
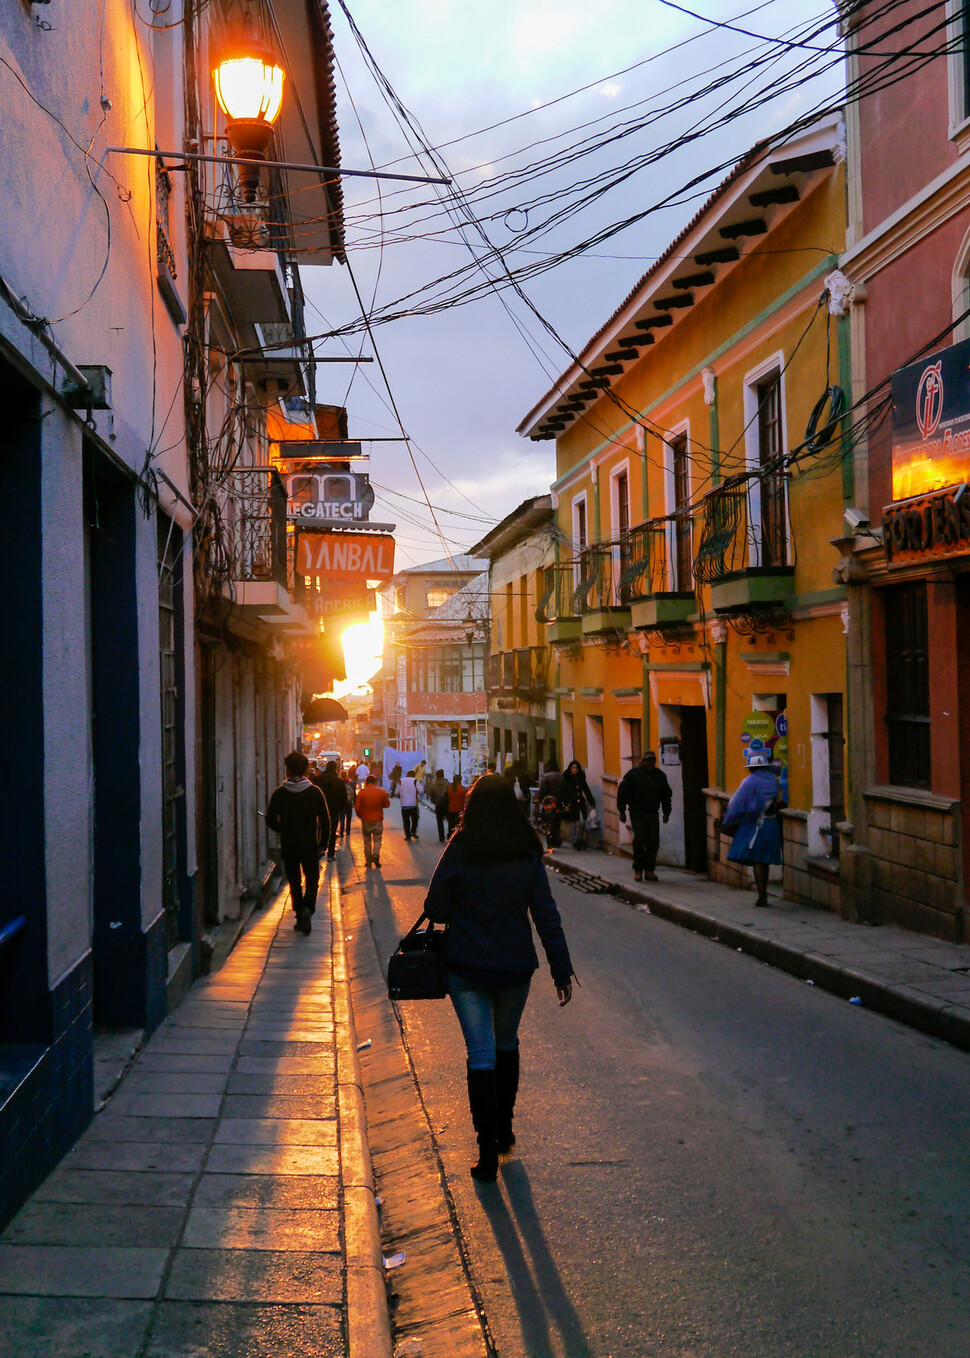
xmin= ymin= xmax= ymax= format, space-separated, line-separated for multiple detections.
xmin=488 ymin=648 xmax=550 ymax=702
xmin=619 ymin=522 xmax=695 ymax=631
xmin=514 ymin=646 xmax=550 ymax=699
xmin=694 ymin=478 xmax=794 ymax=614
xmin=224 ymin=469 xmax=313 ymax=634
xmin=536 ymin=562 xmax=583 ymax=645
xmin=577 ymin=546 xmax=632 ymax=636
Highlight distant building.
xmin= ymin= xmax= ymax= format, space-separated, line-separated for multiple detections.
xmin=378 ymin=554 xmax=486 ymax=764
xmin=472 ymin=496 xmax=557 ymax=774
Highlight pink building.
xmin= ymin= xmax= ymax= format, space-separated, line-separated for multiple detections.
xmin=839 ymin=2 xmax=970 ymax=939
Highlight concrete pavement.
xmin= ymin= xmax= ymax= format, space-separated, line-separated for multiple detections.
xmin=548 ymin=841 xmax=970 ymax=1051
xmin=0 ymin=870 xmax=391 ymax=1358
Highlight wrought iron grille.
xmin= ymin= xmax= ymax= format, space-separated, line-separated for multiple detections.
xmin=618 ymin=523 xmax=672 ymax=598
xmin=536 ymin=562 xmax=580 ymax=623
xmin=694 ymin=476 xmax=791 ymax=583
xmin=224 ymin=468 xmax=287 ymax=588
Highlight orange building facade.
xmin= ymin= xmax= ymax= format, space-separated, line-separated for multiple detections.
xmin=519 ymin=116 xmax=854 ymax=909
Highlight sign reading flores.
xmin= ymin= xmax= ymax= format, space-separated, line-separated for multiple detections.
xmin=296 ymin=532 xmax=395 ymax=581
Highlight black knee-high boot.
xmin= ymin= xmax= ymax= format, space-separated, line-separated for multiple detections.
xmin=466 ymin=1066 xmax=499 ymax=1182
xmin=495 ymin=1046 xmax=520 ymax=1154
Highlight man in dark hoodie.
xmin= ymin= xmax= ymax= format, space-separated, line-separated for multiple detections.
xmin=318 ymin=760 xmax=347 ymax=861
xmin=617 ymin=751 xmax=672 ymax=883
xmin=266 ymin=751 xmax=330 ymax=934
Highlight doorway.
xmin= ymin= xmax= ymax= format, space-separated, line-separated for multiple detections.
xmin=679 ymin=707 xmax=709 ymax=873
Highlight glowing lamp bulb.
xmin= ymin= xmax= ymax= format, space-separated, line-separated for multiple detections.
xmin=213 ymin=33 xmax=285 ymax=203
xmin=213 ymin=54 xmax=284 ymax=126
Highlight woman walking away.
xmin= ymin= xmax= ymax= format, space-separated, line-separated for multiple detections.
xmin=424 ymin=775 xmax=574 ymax=1183
xmin=561 ymin=760 xmax=595 ymax=850
xmin=722 ymin=752 xmax=785 ymax=908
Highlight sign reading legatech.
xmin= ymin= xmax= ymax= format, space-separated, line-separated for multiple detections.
xmin=892 ymin=336 xmax=970 ymax=501
xmin=297 ymin=532 xmax=395 ymax=581
xmin=286 ymin=471 xmax=376 ymax=523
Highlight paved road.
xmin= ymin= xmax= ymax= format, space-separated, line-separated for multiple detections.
xmin=343 ymin=812 xmax=970 ymax=1358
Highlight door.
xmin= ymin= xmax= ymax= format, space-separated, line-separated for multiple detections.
xmin=680 ymin=707 xmax=709 ymax=873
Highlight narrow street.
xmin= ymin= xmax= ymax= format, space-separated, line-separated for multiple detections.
xmin=342 ymin=813 xmax=970 ymax=1358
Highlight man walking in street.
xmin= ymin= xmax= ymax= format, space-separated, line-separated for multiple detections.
xmin=400 ymin=768 xmax=420 ymax=841
xmin=318 ymin=760 xmax=347 ymax=861
xmin=427 ymin=767 xmax=450 ymax=841
xmin=265 ymin=751 xmax=331 ymax=934
xmin=355 ymin=774 xmax=390 ymax=869
xmin=617 ymin=751 xmax=672 ymax=882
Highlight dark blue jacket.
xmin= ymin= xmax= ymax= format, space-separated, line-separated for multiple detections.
xmin=423 ymin=837 xmax=573 ymax=987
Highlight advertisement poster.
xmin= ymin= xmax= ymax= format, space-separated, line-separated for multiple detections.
xmin=891 ymin=335 xmax=970 ymax=502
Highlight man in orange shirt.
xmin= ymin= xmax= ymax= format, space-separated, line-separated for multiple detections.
xmin=354 ymin=775 xmax=391 ymax=869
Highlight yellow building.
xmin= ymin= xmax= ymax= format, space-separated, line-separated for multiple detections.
xmin=518 ymin=115 xmax=854 ymax=911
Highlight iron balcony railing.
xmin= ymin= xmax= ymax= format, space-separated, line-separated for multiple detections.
xmin=224 ymin=468 xmax=288 ymax=589
xmin=618 ymin=523 xmax=668 ymax=599
xmin=536 ymin=561 xmax=580 ymax=623
xmin=694 ymin=475 xmax=790 ymax=584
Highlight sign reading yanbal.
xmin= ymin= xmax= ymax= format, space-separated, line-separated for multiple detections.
xmin=296 ymin=531 xmax=395 ymax=581
xmin=892 ymin=335 xmax=970 ymax=501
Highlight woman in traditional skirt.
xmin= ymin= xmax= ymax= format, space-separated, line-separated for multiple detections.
xmin=722 ymin=752 xmax=784 ymax=907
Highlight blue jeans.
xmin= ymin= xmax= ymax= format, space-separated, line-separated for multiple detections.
xmin=447 ymin=971 xmax=531 ymax=1071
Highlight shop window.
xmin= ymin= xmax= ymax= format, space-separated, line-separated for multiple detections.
xmin=885 ymin=583 xmax=931 ymax=788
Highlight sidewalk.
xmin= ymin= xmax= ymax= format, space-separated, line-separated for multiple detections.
xmin=547 ymin=843 xmax=970 ymax=1052
xmin=0 ymin=873 xmax=391 ymax=1358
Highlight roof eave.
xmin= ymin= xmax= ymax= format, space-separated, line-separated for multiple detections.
xmin=517 ymin=112 xmax=844 ymax=440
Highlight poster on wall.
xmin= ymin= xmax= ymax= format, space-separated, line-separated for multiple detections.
xmin=740 ymin=710 xmax=788 ymax=798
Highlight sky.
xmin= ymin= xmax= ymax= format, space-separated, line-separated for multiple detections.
xmin=304 ymin=0 xmax=847 ymax=685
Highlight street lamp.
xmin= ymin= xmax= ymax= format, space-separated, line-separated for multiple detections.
xmin=213 ymin=24 xmax=285 ymax=204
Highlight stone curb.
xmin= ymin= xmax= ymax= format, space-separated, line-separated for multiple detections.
xmin=331 ymin=878 xmax=393 ymax=1358
xmin=550 ymin=856 xmax=970 ymax=1054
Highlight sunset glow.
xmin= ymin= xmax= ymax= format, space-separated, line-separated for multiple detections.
xmin=335 ymin=618 xmax=383 ymax=696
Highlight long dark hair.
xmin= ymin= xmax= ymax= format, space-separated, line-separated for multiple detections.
xmin=456 ymin=774 xmax=544 ymax=864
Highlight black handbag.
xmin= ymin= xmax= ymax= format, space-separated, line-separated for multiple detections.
xmin=387 ymin=911 xmax=448 ymax=1000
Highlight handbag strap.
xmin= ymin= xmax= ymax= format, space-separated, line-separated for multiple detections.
xmin=403 ymin=910 xmax=435 ymax=941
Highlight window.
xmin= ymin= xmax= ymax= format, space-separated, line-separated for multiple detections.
xmin=573 ymin=496 xmax=587 ymax=552
xmin=885 ymin=584 xmax=931 ymax=788
xmin=756 ymin=373 xmax=787 ymax=567
xmin=572 ymin=493 xmax=589 ymax=594
xmin=671 ymin=434 xmax=692 ymax=590
xmin=407 ymin=645 xmax=484 ymax=694
xmin=519 ymin=574 xmax=529 ymax=648
xmin=614 ymin=468 xmax=631 ymax=601
xmin=426 ymin=586 xmax=453 ymax=610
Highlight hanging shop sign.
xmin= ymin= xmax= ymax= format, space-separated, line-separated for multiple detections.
xmin=286 ymin=470 xmax=376 ymax=523
xmin=883 ymin=486 xmax=970 ymax=565
xmin=296 ymin=531 xmax=395 ymax=581
xmin=313 ymin=586 xmax=375 ymax=619
xmin=891 ymin=335 xmax=970 ymax=503
xmin=314 ymin=588 xmax=375 ymax=631
xmin=277 ymin=440 xmax=365 ymax=460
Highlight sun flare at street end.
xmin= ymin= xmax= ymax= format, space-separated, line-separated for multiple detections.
xmin=336 ymin=618 xmax=383 ymax=696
